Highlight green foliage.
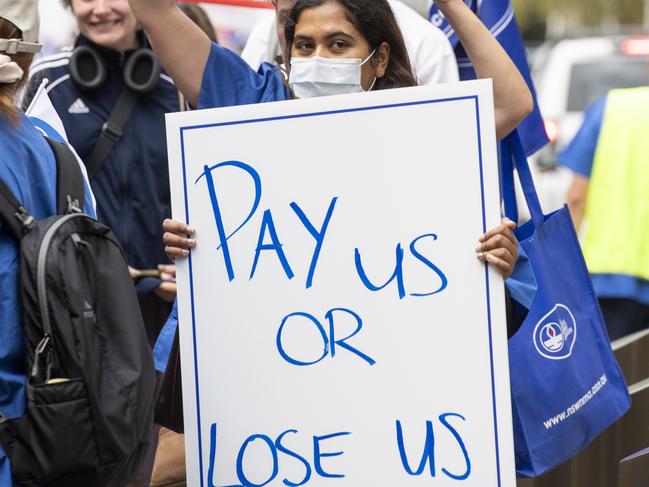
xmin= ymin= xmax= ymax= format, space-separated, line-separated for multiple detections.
xmin=513 ymin=0 xmax=645 ymax=40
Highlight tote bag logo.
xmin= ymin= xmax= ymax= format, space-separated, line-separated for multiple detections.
xmin=533 ymin=304 xmax=577 ymax=360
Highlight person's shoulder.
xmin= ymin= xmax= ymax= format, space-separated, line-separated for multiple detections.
xmin=386 ymin=0 xmax=457 ymax=84
xmin=388 ymin=1 xmax=442 ymax=34
xmin=0 ymin=113 xmax=56 ymax=187
xmin=199 ymin=43 xmax=289 ymax=109
xmin=0 ymin=111 xmax=42 ymax=144
xmin=258 ymin=60 xmax=280 ymax=74
xmin=15 ymin=112 xmax=55 ymax=149
xmin=29 ymin=48 xmax=73 ymax=80
xmin=387 ymin=0 xmax=452 ymax=51
xmin=389 ymin=0 xmax=426 ymax=27
xmin=157 ymin=69 xmax=179 ymax=95
xmin=584 ymin=95 xmax=607 ymax=122
xmin=23 ymin=49 xmax=75 ymax=109
xmin=241 ymin=13 xmax=277 ymax=68
xmin=593 ymin=94 xmax=608 ymax=107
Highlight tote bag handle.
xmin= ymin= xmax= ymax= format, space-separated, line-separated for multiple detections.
xmin=500 ymin=130 xmax=544 ymax=228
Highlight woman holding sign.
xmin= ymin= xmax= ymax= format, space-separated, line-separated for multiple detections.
xmin=141 ymin=0 xmax=529 ymax=279
xmin=148 ymin=0 xmax=529 ymax=466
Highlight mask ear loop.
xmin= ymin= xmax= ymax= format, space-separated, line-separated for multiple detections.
xmin=361 ymin=50 xmax=377 ymax=92
xmin=360 ymin=50 xmax=376 ymax=66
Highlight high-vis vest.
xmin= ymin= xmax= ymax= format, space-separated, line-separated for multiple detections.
xmin=583 ymin=87 xmax=649 ymax=280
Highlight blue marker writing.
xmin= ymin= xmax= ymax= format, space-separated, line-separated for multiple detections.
xmin=290 ymin=197 xmax=338 ymax=289
xmin=276 ymin=308 xmax=375 ymax=367
xmin=196 ymin=161 xmax=262 ymax=282
xmin=395 ymin=415 xmax=471 ymax=480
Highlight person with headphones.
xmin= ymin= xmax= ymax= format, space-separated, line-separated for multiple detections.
xmin=24 ymin=0 xmax=178 ymax=347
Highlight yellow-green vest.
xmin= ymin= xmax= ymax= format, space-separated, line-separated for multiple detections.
xmin=583 ymin=87 xmax=649 ymax=280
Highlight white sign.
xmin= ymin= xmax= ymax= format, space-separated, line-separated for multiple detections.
xmin=166 ymin=80 xmax=515 ymax=487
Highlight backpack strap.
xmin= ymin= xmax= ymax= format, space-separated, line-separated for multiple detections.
xmin=84 ymin=87 xmax=139 ymax=180
xmin=0 ymin=138 xmax=84 ymax=241
xmin=44 ymin=138 xmax=85 ymax=214
xmin=0 ymin=179 xmax=33 ymax=241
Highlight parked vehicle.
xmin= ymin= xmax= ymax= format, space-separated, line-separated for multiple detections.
xmin=533 ymin=35 xmax=649 ymax=167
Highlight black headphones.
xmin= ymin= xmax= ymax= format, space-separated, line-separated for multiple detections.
xmin=69 ymin=45 xmax=161 ymax=94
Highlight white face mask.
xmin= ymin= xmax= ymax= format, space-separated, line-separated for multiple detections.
xmin=288 ymin=50 xmax=377 ymax=99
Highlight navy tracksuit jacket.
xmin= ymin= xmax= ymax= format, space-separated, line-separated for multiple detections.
xmin=25 ymin=33 xmax=179 ymax=342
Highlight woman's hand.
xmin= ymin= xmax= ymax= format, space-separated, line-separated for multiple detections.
xmin=476 ymin=218 xmax=518 ymax=279
xmin=155 ymin=264 xmax=177 ymax=303
xmin=155 ymin=281 xmax=177 ymax=303
xmin=163 ymin=218 xmax=196 ymax=260
xmin=158 ymin=264 xmax=177 ymax=282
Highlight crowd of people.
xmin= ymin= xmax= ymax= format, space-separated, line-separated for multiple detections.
xmin=0 ymin=0 xmax=645 ymax=485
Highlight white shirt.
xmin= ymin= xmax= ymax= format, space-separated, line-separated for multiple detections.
xmin=240 ymin=0 xmax=459 ymax=86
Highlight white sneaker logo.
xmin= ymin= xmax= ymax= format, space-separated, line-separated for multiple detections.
xmin=68 ymin=98 xmax=89 ymax=114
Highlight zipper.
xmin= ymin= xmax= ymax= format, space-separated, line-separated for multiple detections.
xmin=37 ymin=213 xmax=87 ymax=344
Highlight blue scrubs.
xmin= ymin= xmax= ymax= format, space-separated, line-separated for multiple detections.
xmin=0 ymin=112 xmax=95 ymax=486
xmin=557 ymin=97 xmax=649 ymax=305
xmin=198 ymin=42 xmax=291 ymax=110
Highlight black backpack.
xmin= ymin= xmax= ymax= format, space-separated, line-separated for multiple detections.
xmin=0 ymin=138 xmax=156 ymax=487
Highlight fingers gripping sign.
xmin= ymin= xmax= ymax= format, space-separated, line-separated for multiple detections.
xmin=476 ymin=218 xmax=518 ymax=279
xmin=163 ymin=218 xmax=196 ymax=259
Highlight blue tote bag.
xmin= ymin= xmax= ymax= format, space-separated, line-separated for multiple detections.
xmin=501 ymin=131 xmax=631 ymax=477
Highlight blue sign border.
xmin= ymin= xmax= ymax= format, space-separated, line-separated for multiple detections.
xmin=178 ymin=95 xmax=503 ymax=486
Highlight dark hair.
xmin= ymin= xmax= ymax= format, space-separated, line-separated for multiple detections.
xmin=0 ymin=20 xmax=34 ymax=126
xmin=284 ymin=0 xmax=416 ymax=90
xmin=178 ymin=3 xmax=218 ymax=43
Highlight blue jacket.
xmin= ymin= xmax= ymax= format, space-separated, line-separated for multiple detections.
xmin=25 ymin=33 xmax=178 ymax=300
xmin=0 ymin=112 xmax=95 ymax=487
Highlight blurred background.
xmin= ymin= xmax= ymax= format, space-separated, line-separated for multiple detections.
xmin=38 ymin=0 xmax=274 ymax=55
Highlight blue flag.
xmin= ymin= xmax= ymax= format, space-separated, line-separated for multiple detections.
xmin=26 ymin=78 xmax=97 ymax=210
xmin=428 ymin=0 xmax=548 ymax=155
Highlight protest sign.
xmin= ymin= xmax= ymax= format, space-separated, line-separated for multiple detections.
xmin=166 ymin=79 xmax=516 ymax=486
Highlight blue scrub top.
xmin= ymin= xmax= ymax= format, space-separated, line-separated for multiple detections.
xmin=199 ymin=42 xmax=291 ymax=110
xmin=0 ymin=112 xmax=96 ymax=486
xmin=557 ymin=96 xmax=649 ymax=305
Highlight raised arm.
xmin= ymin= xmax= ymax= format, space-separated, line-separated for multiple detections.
xmin=127 ymin=0 xmax=211 ymax=106
xmin=435 ymin=0 xmax=533 ymax=139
